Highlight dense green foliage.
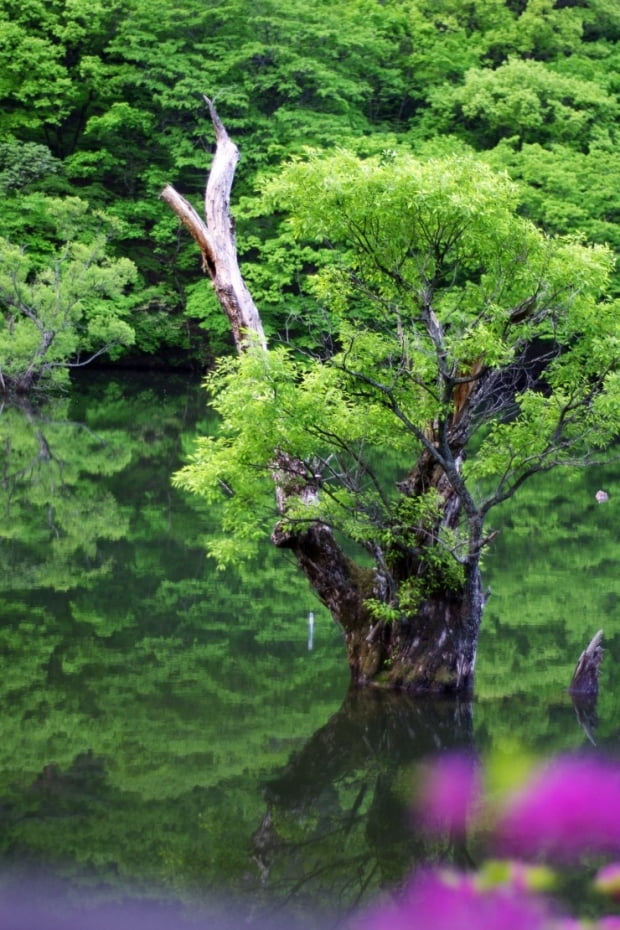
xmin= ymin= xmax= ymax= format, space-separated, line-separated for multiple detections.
xmin=0 ymin=196 xmax=136 ymax=391
xmin=1 ymin=0 xmax=619 ymax=378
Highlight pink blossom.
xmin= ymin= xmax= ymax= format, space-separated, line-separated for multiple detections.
xmin=355 ymin=870 xmax=552 ymax=930
xmin=596 ymin=863 xmax=620 ymax=898
xmin=415 ymin=753 xmax=481 ymax=836
xmin=495 ymin=756 xmax=620 ymax=861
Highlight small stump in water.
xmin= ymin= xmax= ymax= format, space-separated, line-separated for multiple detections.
xmin=569 ymin=630 xmax=604 ymax=696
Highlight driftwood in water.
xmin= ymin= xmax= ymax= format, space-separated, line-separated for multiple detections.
xmin=569 ymin=629 xmax=604 ymax=696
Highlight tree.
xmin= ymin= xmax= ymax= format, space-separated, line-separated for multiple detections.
xmin=164 ymin=102 xmax=620 ymax=694
xmin=485 ymin=140 xmax=620 ymax=295
xmin=418 ymin=57 xmax=617 ymax=151
xmin=0 ymin=196 xmax=136 ymax=393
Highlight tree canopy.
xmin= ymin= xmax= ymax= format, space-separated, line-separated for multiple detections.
xmin=0 ymin=196 xmax=136 ymax=392
xmin=178 ymin=147 xmax=619 ymax=557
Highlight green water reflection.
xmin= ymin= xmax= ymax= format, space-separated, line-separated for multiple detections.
xmin=479 ymin=459 xmax=620 ymax=751
xmin=0 ymin=373 xmax=619 ymax=926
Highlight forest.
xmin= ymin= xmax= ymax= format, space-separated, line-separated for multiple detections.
xmin=1 ymin=0 xmax=619 ymax=388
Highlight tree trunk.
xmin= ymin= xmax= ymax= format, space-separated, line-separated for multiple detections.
xmin=161 ymin=96 xmax=266 ymax=352
xmin=344 ymin=563 xmax=483 ymax=693
xmin=569 ymin=630 xmax=604 ymax=695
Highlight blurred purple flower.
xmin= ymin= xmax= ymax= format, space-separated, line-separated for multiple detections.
xmin=495 ymin=756 xmax=620 ymax=861
xmin=415 ymin=753 xmax=481 ymax=836
xmin=355 ymin=870 xmax=551 ymax=930
xmin=596 ymin=863 xmax=620 ymax=898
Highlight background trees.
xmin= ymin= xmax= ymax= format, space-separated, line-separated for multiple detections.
xmin=0 ymin=196 xmax=136 ymax=392
xmin=1 ymin=0 xmax=618 ymax=377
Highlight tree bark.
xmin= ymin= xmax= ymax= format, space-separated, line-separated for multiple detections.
xmin=341 ymin=564 xmax=483 ymax=693
xmin=569 ymin=630 xmax=604 ymax=695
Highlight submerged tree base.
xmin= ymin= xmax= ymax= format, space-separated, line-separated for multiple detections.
xmin=343 ymin=568 xmax=484 ymax=694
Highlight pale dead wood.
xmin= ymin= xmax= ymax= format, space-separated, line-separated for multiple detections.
xmin=160 ymin=96 xmax=266 ymax=351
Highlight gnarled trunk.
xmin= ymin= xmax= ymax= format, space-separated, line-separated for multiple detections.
xmin=272 ymin=450 xmax=484 ymax=693
xmin=344 ymin=563 xmax=483 ymax=693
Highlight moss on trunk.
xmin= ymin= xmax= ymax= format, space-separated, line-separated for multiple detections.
xmin=344 ymin=565 xmax=483 ymax=693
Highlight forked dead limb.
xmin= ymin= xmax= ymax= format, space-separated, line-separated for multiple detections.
xmin=160 ymin=96 xmax=266 ymax=351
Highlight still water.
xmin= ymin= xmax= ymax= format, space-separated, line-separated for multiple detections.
xmin=1 ymin=372 xmax=619 ymax=928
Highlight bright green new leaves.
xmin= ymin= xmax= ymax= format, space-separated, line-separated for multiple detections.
xmin=266 ymin=149 xmax=517 ymax=266
xmin=175 ymin=344 xmax=406 ymax=564
xmin=262 ymin=150 xmax=569 ymax=365
xmin=486 ymin=140 xmax=620 ymax=284
xmin=0 ymin=197 xmax=136 ymax=392
xmin=178 ymin=149 xmax=620 ymax=564
xmin=421 ymin=57 xmax=617 ymax=151
xmin=464 ymin=236 xmax=620 ymax=496
xmin=0 ymin=0 xmax=128 ymax=149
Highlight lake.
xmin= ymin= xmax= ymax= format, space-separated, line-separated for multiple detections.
xmin=1 ymin=371 xmax=619 ymax=929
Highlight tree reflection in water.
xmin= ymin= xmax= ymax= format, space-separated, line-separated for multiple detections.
xmin=252 ymin=687 xmax=476 ymax=924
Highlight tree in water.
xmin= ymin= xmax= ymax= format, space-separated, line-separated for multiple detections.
xmin=164 ymin=100 xmax=620 ymax=694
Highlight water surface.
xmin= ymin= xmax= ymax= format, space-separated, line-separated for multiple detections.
xmin=1 ymin=372 xmax=618 ymax=927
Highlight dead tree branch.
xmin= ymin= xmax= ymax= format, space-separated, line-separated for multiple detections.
xmin=161 ymin=96 xmax=266 ymax=351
